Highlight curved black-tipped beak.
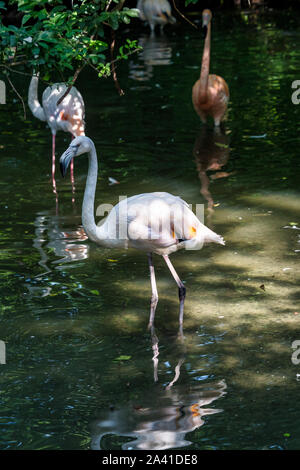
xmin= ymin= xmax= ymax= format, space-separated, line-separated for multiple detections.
xmin=202 ymin=24 xmax=207 ymax=38
xmin=60 ymin=147 xmax=77 ymax=178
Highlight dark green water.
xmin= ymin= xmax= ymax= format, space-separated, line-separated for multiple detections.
xmin=0 ymin=10 xmax=300 ymax=450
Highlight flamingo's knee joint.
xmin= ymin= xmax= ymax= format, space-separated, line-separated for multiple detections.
xmin=178 ymin=286 xmax=186 ymax=301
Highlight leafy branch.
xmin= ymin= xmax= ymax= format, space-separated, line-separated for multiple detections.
xmin=0 ymin=0 xmax=141 ymax=106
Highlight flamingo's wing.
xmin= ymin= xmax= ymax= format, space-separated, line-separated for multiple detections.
xmin=99 ymin=192 xmax=224 ymax=253
xmin=124 ymin=193 xmax=200 ymax=253
xmin=42 ymin=84 xmax=85 ymax=135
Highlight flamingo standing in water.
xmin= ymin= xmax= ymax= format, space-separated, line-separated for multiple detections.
xmin=137 ymin=0 xmax=176 ymax=35
xmin=28 ymin=74 xmax=85 ymax=193
xmin=59 ymin=136 xmax=225 ymax=332
xmin=192 ymin=9 xmax=229 ymax=127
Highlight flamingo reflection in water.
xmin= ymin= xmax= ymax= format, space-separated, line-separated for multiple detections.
xmin=129 ymin=34 xmax=173 ymax=83
xmin=90 ymin=330 xmax=226 ymax=451
xmin=91 ymin=380 xmax=226 ymax=450
xmin=194 ymin=126 xmax=232 ymax=227
xmin=30 ymin=212 xmax=89 ymax=291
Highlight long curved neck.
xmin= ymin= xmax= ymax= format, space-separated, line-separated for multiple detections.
xmin=28 ymin=75 xmax=47 ymax=121
xmin=198 ymin=22 xmax=211 ymax=103
xmin=82 ymin=143 xmax=100 ymax=243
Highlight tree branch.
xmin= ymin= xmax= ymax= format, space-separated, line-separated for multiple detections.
xmin=112 ymin=0 xmax=126 ymax=12
xmin=6 ymin=74 xmax=27 ymax=119
xmin=172 ymin=0 xmax=198 ymax=29
xmin=56 ymin=66 xmax=84 ymax=106
xmin=110 ymin=30 xmax=125 ymax=96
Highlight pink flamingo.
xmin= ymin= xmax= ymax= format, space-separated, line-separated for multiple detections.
xmin=137 ymin=0 xmax=176 ymax=35
xmin=60 ymin=136 xmax=225 ymax=334
xmin=28 ymin=74 xmax=85 ymax=194
xmin=192 ymin=9 xmax=229 ymax=127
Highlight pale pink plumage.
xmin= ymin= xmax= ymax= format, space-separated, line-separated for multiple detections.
xmin=137 ymin=0 xmax=176 ymax=34
xmin=28 ymin=75 xmax=85 ymax=194
xmin=59 ymin=136 xmax=225 ymax=333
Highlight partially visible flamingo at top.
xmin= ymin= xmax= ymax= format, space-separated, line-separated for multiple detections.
xmin=192 ymin=9 xmax=229 ymax=127
xmin=28 ymin=74 xmax=85 ymax=195
xmin=137 ymin=0 xmax=176 ymax=35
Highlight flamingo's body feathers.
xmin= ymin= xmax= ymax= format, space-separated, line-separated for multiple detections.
xmin=192 ymin=74 xmax=229 ymax=125
xmin=42 ymin=83 xmax=85 ymax=136
xmin=28 ymin=75 xmax=85 ymax=137
xmin=98 ymin=192 xmax=224 ymax=254
xmin=137 ymin=0 xmax=176 ymax=33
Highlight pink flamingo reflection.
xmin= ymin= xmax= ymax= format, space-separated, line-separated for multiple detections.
xmin=91 ymin=329 xmax=226 ymax=450
xmin=194 ymin=126 xmax=232 ymax=227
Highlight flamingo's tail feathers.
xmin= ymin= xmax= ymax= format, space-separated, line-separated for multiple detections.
xmin=215 ymin=234 xmax=225 ymax=246
xmin=202 ymin=226 xmax=225 ymax=246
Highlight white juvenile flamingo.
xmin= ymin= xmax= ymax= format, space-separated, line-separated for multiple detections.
xmin=59 ymin=136 xmax=225 ymax=331
xmin=192 ymin=9 xmax=229 ymax=126
xmin=137 ymin=0 xmax=176 ymax=35
xmin=28 ymin=74 xmax=85 ymax=193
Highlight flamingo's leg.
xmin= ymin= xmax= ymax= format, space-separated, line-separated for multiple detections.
xmin=70 ymin=136 xmax=75 ymax=202
xmin=163 ymin=254 xmax=186 ymax=332
xmin=52 ymin=133 xmax=57 ymax=191
xmin=70 ymin=156 xmax=74 ymax=182
xmin=148 ymin=253 xmax=158 ymax=330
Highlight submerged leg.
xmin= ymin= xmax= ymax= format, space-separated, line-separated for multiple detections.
xmin=150 ymin=22 xmax=155 ymax=37
xmin=163 ymin=254 xmax=186 ymax=332
xmin=148 ymin=253 xmax=158 ymax=330
xmin=150 ymin=326 xmax=159 ymax=383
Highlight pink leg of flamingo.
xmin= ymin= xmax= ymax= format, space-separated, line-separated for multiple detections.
xmin=52 ymin=134 xmax=76 ymax=204
xmin=51 ymin=133 xmax=59 ymax=214
xmin=52 ymin=133 xmax=57 ymax=192
xmin=71 ymin=136 xmax=75 ymax=203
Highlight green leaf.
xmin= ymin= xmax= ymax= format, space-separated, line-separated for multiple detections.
xmin=22 ymin=14 xmax=31 ymax=25
xmin=114 ymin=355 xmax=131 ymax=361
xmin=124 ymin=8 xmax=140 ymax=18
xmin=0 ymin=1 xmax=142 ymax=92
xmin=90 ymin=289 xmax=100 ymax=295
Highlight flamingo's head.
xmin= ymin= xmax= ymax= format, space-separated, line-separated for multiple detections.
xmin=60 ymin=136 xmax=94 ymax=177
xmin=202 ymin=9 xmax=212 ymax=36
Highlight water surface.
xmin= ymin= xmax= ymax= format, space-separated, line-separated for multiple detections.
xmin=0 ymin=9 xmax=300 ymax=450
